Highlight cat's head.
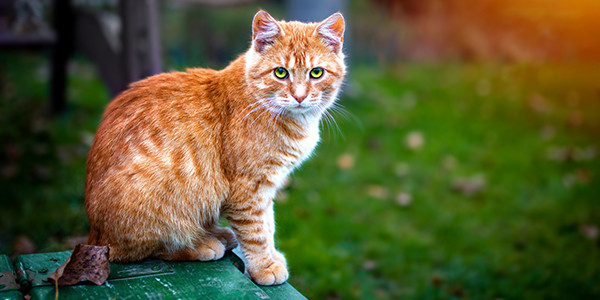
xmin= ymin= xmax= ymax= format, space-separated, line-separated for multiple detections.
xmin=245 ymin=10 xmax=346 ymax=116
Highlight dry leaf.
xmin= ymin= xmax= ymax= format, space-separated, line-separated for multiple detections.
xmin=395 ymin=192 xmax=413 ymax=206
xmin=580 ymin=225 xmax=598 ymax=240
xmin=48 ymin=244 xmax=110 ymax=286
xmin=563 ymin=169 xmax=592 ymax=188
xmin=367 ymin=185 xmax=389 ymax=200
xmin=547 ymin=146 xmax=572 ymax=162
xmin=405 ymin=131 xmax=424 ymax=150
xmin=452 ymin=175 xmax=486 ymax=196
xmin=431 ymin=276 xmax=444 ymax=288
xmin=363 ymin=260 xmax=376 ymax=270
xmin=337 ymin=153 xmax=355 ymax=170
xmin=450 ymin=285 xmax=467 ymax=298
xmin=574 ymin=146 xmax=596 ymax=162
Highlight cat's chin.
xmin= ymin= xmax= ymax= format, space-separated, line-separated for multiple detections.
xmin=282 ymin=106 xmax=322 ymax=116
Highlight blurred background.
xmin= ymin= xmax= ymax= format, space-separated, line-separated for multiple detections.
xmin=1 ymin=0 xmax=599 ymax=299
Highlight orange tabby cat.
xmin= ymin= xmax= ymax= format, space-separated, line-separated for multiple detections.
xmin=85 ymin=10 xmax=345 ymax=285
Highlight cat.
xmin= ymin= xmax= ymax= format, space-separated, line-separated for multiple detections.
xmin=85 ymin=10 xmax=345 ymax=286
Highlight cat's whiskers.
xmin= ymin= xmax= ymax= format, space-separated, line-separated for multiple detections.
xmin=328 ymin=102 xmax=362 ymax=131
xmin=241 ymin=96 xmax=278 ymax=123
xmin=271 ymin=106 xmax=287 ymax=132
xmin=319 ymin=108 xmax=336 ymax=139
xmin=249 ymin=99 xmax=278 ymax=126
xmin=317 ymin=102 xmax=345 ymax=140
xmin=239 ymin=100 xmax=265 ymax=122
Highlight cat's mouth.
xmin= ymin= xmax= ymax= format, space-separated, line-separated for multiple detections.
xmin=270 ymin=97 xmax=324 ymax=115
xmin=285 ymin=104 xmax=318 ymax=115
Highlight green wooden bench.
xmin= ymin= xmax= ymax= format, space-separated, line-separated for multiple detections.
xmin=0 ymin=250 xmax=306 ymax=299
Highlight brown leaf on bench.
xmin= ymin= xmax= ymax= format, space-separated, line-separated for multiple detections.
xmin=48 ymin=244 xmax=110 ymax=286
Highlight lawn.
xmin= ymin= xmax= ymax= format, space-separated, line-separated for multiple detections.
xmin=1 ymin=54 xmax=599 ymax=299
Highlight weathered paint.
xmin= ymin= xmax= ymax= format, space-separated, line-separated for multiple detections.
xmin=0 ymin=255 xmax=23 ymax=300
xmin=12 ymin=250 xmax=306 ymax=299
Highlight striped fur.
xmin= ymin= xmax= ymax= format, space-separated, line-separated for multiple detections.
xmin=85 ymin=10 xmax=345 ymax=286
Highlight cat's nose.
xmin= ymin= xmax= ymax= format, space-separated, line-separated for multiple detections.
xmin=291 ymin=84 xmax=307 ymax=103
xmin=293 ymin=93 xmax=307 ymax=103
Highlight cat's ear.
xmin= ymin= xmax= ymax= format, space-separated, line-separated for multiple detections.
xmin=315 ymin=12 xmax=345 ymax=53
xmin=252 ymin=10 xmax=283 ymax=53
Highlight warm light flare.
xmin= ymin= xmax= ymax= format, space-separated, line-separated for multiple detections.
xmin=368 ymin=0 xmax=600 ymax=61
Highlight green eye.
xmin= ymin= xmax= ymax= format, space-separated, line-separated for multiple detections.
xmin=274 ymin=67 xmax=288 ymax=79
xmin=310 ymin=67 xmax=324 ymax=79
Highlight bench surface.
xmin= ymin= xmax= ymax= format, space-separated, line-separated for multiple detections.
xmin=0 ymin=250 xmax=306 ymax=299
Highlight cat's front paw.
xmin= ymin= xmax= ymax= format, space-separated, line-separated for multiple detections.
xmin=195 ymin=237 xmax=226 ymax=261
xmin=271 ymin=249 xmax=287 ymax=266
xmin=249 ymin=261 xmax=289 ymax=286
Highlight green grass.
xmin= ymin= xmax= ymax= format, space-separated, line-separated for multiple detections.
xmin=1 ymin=54 xmax=599 ymax=299
xmin=277 ymin=63 xmax=600 ymax=299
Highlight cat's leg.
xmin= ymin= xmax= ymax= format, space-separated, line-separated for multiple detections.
xmin=265 ymin=201 xmax=286 ymax=265
xmin=210 ymin=226 xmax=238 ymax=250
xmin=225 ymin=189 xmax=288 ymax=286
xmin=154 ymin=236 xmax=226 ymax=261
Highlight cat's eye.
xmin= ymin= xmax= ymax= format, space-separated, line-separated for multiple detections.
xmin=274 ymin=67 xmax=288 ymax=79
xmin=310 ymin=67 xmax=324 ymax=79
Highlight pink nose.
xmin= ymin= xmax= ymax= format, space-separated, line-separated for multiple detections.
xmin=293 ymin=93 xmax=307 ymax=103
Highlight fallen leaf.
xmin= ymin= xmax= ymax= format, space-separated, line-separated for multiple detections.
xmin=574 ymin=146 xmax=596 ymax=162
xmin=563 ymin=169 xmax=592 ymax=188
xmin=431 ymin=276 xmax=444 ymax=288
xmin=580 ymin=225 xmax=598 ymax=240
xmin=367 ymin=137 xmax=381 ymax=151
xmin=405 ymin=131 xmax=424 ymax=150
xmin=546 ymin=146 xmax=572 ymax=162
xmin=450 ymin=285 xmax=466 ymax=297
xmin=367 ymin=185 xmax=389 ymax=200
xmin=452 ymin=175 xmax=486 ymax=196
xmin=395 ymin=192 xmax=412 ymax=206
xmin=337 ymin=153 xmax=355 ymax=170
xmin=363 ymin=260 xmax=376 ymax=270
xmin=48 ymin=244 xmax=110 ymax=286
xmin=575 ymin=168 xmax=592 ymax=184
